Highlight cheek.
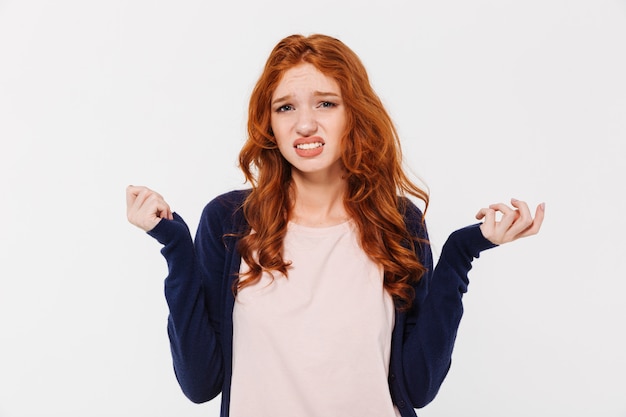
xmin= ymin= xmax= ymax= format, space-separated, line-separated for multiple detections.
xmin=336 ymin=110 xmax=348 ymax=132
xmin=271 ymin=116 xmax=294 ymax=143
xmin=269 ymin=116 xmax=276 ymax=135
xmin=334 ymin=119 xmax=348 ymax=141
xmin=340 ymin=117 xmax=348 ymax=134
xmin=272 ymin=128 xmax=291 ymax=152
xmin=270 ymin=116 xmax=286 ymax=137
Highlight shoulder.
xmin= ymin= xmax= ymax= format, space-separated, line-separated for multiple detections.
xmin=209 ymin=189 xmax=250 ymax=207
xmin=203 ymin=189 xmax=250 ymax=215
xmin=199 ymin=189 xmax=251 ymax=232
xmin=398 ymin=196 xmax=424 ymax=218
xmin=397 ymin=196 xmax=428 ymax=239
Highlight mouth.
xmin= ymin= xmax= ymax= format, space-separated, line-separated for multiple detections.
xmin=293 ymin=136 xmax=325 ymax=148
xmin=295 ymin=142 xmax=324 ymax=150
xmin=293 ymin=136 xmax=325 ymax=157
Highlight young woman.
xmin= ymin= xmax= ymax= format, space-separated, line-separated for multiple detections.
xmin=126 ymin=34 xmax=544 ymax=417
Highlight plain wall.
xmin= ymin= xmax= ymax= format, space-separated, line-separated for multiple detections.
xmin=1 ymin=1 xmax=625 ymax=416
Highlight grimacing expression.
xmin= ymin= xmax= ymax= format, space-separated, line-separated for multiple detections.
xmin=270 ymin=63 xmax=347 ymax=181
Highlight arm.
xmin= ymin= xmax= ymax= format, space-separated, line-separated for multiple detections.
xmin=401 ymin=222 xmax=495 ymax=408
xmin=401 ymin=199 xmax=544 ymax=408
xmin=149 ymin=213 xmax=224 ymax=403
xmin=126 ymin=186 xmax=224 ymax=403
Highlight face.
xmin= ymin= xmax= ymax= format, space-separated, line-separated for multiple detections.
xmin=270 ymin=63 xmax=347 ymax=182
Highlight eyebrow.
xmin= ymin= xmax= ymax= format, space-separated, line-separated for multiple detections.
xmin=271 ymin=91 xmax=342 ymax=106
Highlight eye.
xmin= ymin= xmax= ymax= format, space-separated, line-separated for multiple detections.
xmin=276 ymin=104 xmax=294 ymax=112
xmin=318 ymin=101 xmax=336 ymax=108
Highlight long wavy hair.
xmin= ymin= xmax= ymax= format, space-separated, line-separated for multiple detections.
xmin=237 ymin=34 xmax=429 ymax=310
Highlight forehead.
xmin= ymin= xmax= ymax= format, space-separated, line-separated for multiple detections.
xmin=273 ymin=63 xmax=341 ymax=97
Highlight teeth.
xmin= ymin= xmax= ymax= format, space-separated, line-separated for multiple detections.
xmin=296 ymin=142 xmax=323 ymax=150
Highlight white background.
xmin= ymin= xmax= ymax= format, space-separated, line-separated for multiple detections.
xmin=1 ymin=0 xmax=625 ymax=416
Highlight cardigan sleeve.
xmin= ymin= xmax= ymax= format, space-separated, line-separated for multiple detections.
xmin=400 ymin=201 xmax=496 ymax=408
xmin=148 ymin=207 xmax=225 ymax=403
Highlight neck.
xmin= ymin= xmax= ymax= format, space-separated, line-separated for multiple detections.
xmin=290 ymin=172 xmax=349 ymax=227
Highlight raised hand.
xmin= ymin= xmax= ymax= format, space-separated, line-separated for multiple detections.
xmin=476 ymin=198 xmax=545 ymax=245
xmin=126 ymin=185 xmax=174 ymax=232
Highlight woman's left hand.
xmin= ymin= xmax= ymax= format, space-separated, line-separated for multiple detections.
xmin=476 ymin=198 xmax=545 ymax=245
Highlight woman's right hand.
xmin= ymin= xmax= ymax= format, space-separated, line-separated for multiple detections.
xmin=126 ymin=185 xmax=174 ymax=232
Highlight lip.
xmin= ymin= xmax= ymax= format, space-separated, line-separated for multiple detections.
xmin=293 ymin=136 xmax=325 ymax=157
xmin=293 ymin=136 xmax=325 ymax=147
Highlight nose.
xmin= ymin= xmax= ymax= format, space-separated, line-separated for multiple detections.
xmin=295 ymin=108 xmax=318 ymax=137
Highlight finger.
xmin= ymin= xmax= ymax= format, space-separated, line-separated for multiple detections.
xmin=505 ymin=199 xmax=533 ymax=237
xmin=126 ymin=185 xmax=154 ymax=210
xmin=130 ymin=188 xmax=153 ymax=214
xmin=127 ymin=186 xmax=146 ymax=222
xmin=488 ymin=203 xmax=517 ymax=230
xmin=144 ymin=191 xmax=172 ymax=220
xmin=484 ymin=208 xmax=496 ymax=228
xmin=516 ymin=203 xmax=546 ymax=238
xmin=478 ymin=208 xmax=498 ymax=243
xmin=475 ymin=207 xmax=495 ymax=221
xmin=128 ymin=189 xmax=161 ymax=228
xmin=488 ymin=202 xmax=515 ymax=217
xmin=126 ymin=185 xmax=143 ymax=207
xmin=475 ymin=207 xmax=486 ymax=220
xmin=156 ymin=202 xmax=173 ymax=220
xmin=510 ymin=198 xmax=531 ymax=220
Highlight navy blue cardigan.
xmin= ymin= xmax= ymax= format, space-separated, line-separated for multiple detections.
xmin=148 ymin=189 xmax=496 ymax=417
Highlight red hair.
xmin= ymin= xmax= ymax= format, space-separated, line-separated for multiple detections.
xmin=237 ymin=34 xmax=429 ymax=309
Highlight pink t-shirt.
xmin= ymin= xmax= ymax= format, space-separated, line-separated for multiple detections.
xmin=231 ymin=221 xmax=398 ymax=417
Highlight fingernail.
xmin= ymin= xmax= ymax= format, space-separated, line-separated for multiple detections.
xmin=511 ymin=198 xmax=519 ymax=202
xmin=540 ymin=202 xmax=546 ymax=211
